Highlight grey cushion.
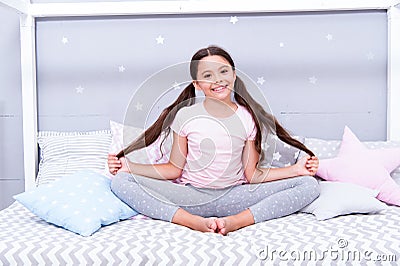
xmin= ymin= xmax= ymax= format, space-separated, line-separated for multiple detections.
xmin=303 ymin=138 xmax=341 ymax=159
xmin=300 ymin=181 xmax=387 ymax=220
xmin=391 ymin=172 xmax=400 ymax=185
xmin=259 ymin=134 xmax=305 ymax=168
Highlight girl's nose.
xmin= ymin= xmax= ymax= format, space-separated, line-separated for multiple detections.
xmin=214 ymin=74 xmax=223 ymax=84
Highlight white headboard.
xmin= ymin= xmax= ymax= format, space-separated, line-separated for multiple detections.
xmin=1 ymin=0 xmax=400 ymax=191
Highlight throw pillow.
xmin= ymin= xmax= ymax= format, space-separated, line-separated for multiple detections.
xmin=37 ymin=130 xmax=111 ymax=186
xmin=14 ymin=170 xmax=137 ymax=236
xmin=300 ymin=181 xmax=387 ymax=220
xmin=393 ymin=172 xmax=400 ymax=185
xmin=109 ymin=120 xmax=171 ymax=164
xmin=104 ymin=120 xmax=172 ymax=178
xmin=316 ymin=126 xmax=400 ymax=206
xmin=259 ymin=134 xmax=305 ymax=168
xmin=105 ymin=121 xmax=172 ymax=176
xmin=303 ymin=138 xmax=341 ymax=159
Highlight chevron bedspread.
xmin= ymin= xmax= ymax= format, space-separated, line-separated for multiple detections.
xmin=0 ymin=201 xmax=399 ymax=265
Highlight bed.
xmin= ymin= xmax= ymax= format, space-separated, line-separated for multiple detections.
xmin=1 ymin=200 xmax=399 ymax=265
xmin=1 ymin=125 xmax=399 ymax=265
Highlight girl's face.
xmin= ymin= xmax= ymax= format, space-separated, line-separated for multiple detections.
xmin=194 ymin=55 xmax=236 ymax=102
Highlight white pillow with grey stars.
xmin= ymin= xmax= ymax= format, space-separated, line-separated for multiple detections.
xmin=259 ymin=134 xmax=305 ymax=168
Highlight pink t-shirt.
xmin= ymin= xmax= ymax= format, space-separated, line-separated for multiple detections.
xmin=170 ymin=102 xmax=257 ymax=188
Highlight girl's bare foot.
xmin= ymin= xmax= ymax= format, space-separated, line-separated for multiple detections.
xmin=172 ymin=208 xmax=217 ymax=233
xmin=215 ymin=217 xmax=235 ymax=235
xmin=216 ymin=209 xmax=255 ymax=235
xmin=188 ymin=216 xmax=217 ymax=233
xmin=203 ymin=217 xmax=218 ymax=233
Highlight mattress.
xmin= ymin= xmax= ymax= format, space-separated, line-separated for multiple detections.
xmin=1 ymin=201 xmax=399 ymax=265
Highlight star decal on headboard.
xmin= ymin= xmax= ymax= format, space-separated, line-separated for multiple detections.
xmin=135 ymin=102 xmax=143 ymax=111
xmin=257 ymin=77 xmax=265 ymax=85
xmin=309 ymin=76 xmax=318 ymax=84
xmin=172 ymin=81 xmax=181 ymax=90
xmin=61 ymin=36 xmax=69 ymax=44
xmin=229 ymin=16 xmax=238 ymax=24
xmin=156 ymin=35 xmax=165 ymax=44
xmin=366 ymin=52 xmax=375 ymax=60
xmin=326 ymin=34 xmax=334 ymax=41
xmin=75 ymin=86 xmax=84 ymax=94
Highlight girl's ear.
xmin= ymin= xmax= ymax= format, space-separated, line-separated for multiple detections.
xmin=193 ymin=81 xmax=202 ymax=91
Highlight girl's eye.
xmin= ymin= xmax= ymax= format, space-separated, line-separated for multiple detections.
xmin=203 ymin=74 xmax=211 ymax=79
xmin=221 ymin=69 xmax=228 ymax=74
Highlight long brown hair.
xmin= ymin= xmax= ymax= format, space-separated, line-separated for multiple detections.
xmin=117 ymin=45 xmax=314 ymax=159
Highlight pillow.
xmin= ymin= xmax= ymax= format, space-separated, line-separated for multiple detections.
xmin=37 ymin=130 xmax=111 ymax=186
xmin=300 ymin=181 xmax=387 ymax=220
xmin=393 ymin=172 xmax=400 ymax=186
xmin=304 ymin=137 xmax=400 ymax=184
xmin=109 ymin=120 xmax=144 ymax=155
xmin=363 ymin=141 xmax=400 ymax=181
xmin=14 ymin=170 xmax=137 ymax=236
xmin=303 ymin=138 xmax=341 ymax=159
xmin=259 ymin=134 xmax=305 ymax=168
xmin=316 ymin=126 xmax=400 ymax=206
xmin=105 ymin=121 xmax=172 ymax=176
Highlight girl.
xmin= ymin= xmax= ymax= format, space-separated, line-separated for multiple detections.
xmin=109 ymin=45 xmax=320 ymax=235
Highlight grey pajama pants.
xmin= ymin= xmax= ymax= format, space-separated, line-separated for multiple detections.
xmin=111 ymin=172 xmax=320 ymax=223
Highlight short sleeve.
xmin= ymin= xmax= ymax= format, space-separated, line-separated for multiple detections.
xmin=240 ymin=106 xmax=257 ymax=141
xmin=248 ymin=122 xmax=257 ymax=141
xmin=170 ymin=108 xmax=188 ymax=137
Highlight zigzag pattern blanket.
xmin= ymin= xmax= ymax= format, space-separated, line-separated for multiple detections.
xmin=1 ymin=202 xmax=399 ymax=265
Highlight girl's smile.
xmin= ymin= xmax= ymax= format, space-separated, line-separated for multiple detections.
xmin=211 ymin=84 xmax=228 ymax=93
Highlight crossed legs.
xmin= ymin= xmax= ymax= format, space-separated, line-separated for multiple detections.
xmin=111 ymin=173 xmax=319 ymax=235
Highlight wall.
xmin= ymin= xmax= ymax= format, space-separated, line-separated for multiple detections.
xmin=36 ymin=11 xmax=387 ymax=140
xmin=0 ymin=4 xmax=24 ymax=210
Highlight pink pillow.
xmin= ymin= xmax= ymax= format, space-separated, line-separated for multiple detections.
xmin=316 ymin=126 xmax=400 ymax=206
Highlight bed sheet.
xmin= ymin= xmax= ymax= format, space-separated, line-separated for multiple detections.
xmin=0 ymin=201 xmax=399 ymax=265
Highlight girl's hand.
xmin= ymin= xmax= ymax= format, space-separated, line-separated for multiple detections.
xmin=294 ymin=156 xmax=319 ymax=176
xmin=306 ymin=156 xmax=319 ymax=176
xmin=108 ymin=153 xmax=122 ymax=175
xmin=116 ymin=157 xmax=131 ymax=174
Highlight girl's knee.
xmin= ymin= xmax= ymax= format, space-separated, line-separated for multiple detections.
xmin=301 ymin=176 xmax=320 ymax=199
xmin=111 ymin=172 xmax=131 ymax=194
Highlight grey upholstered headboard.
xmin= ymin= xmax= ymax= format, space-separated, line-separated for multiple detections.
xmin=36 ymin=11 xmax=387 ymax=141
